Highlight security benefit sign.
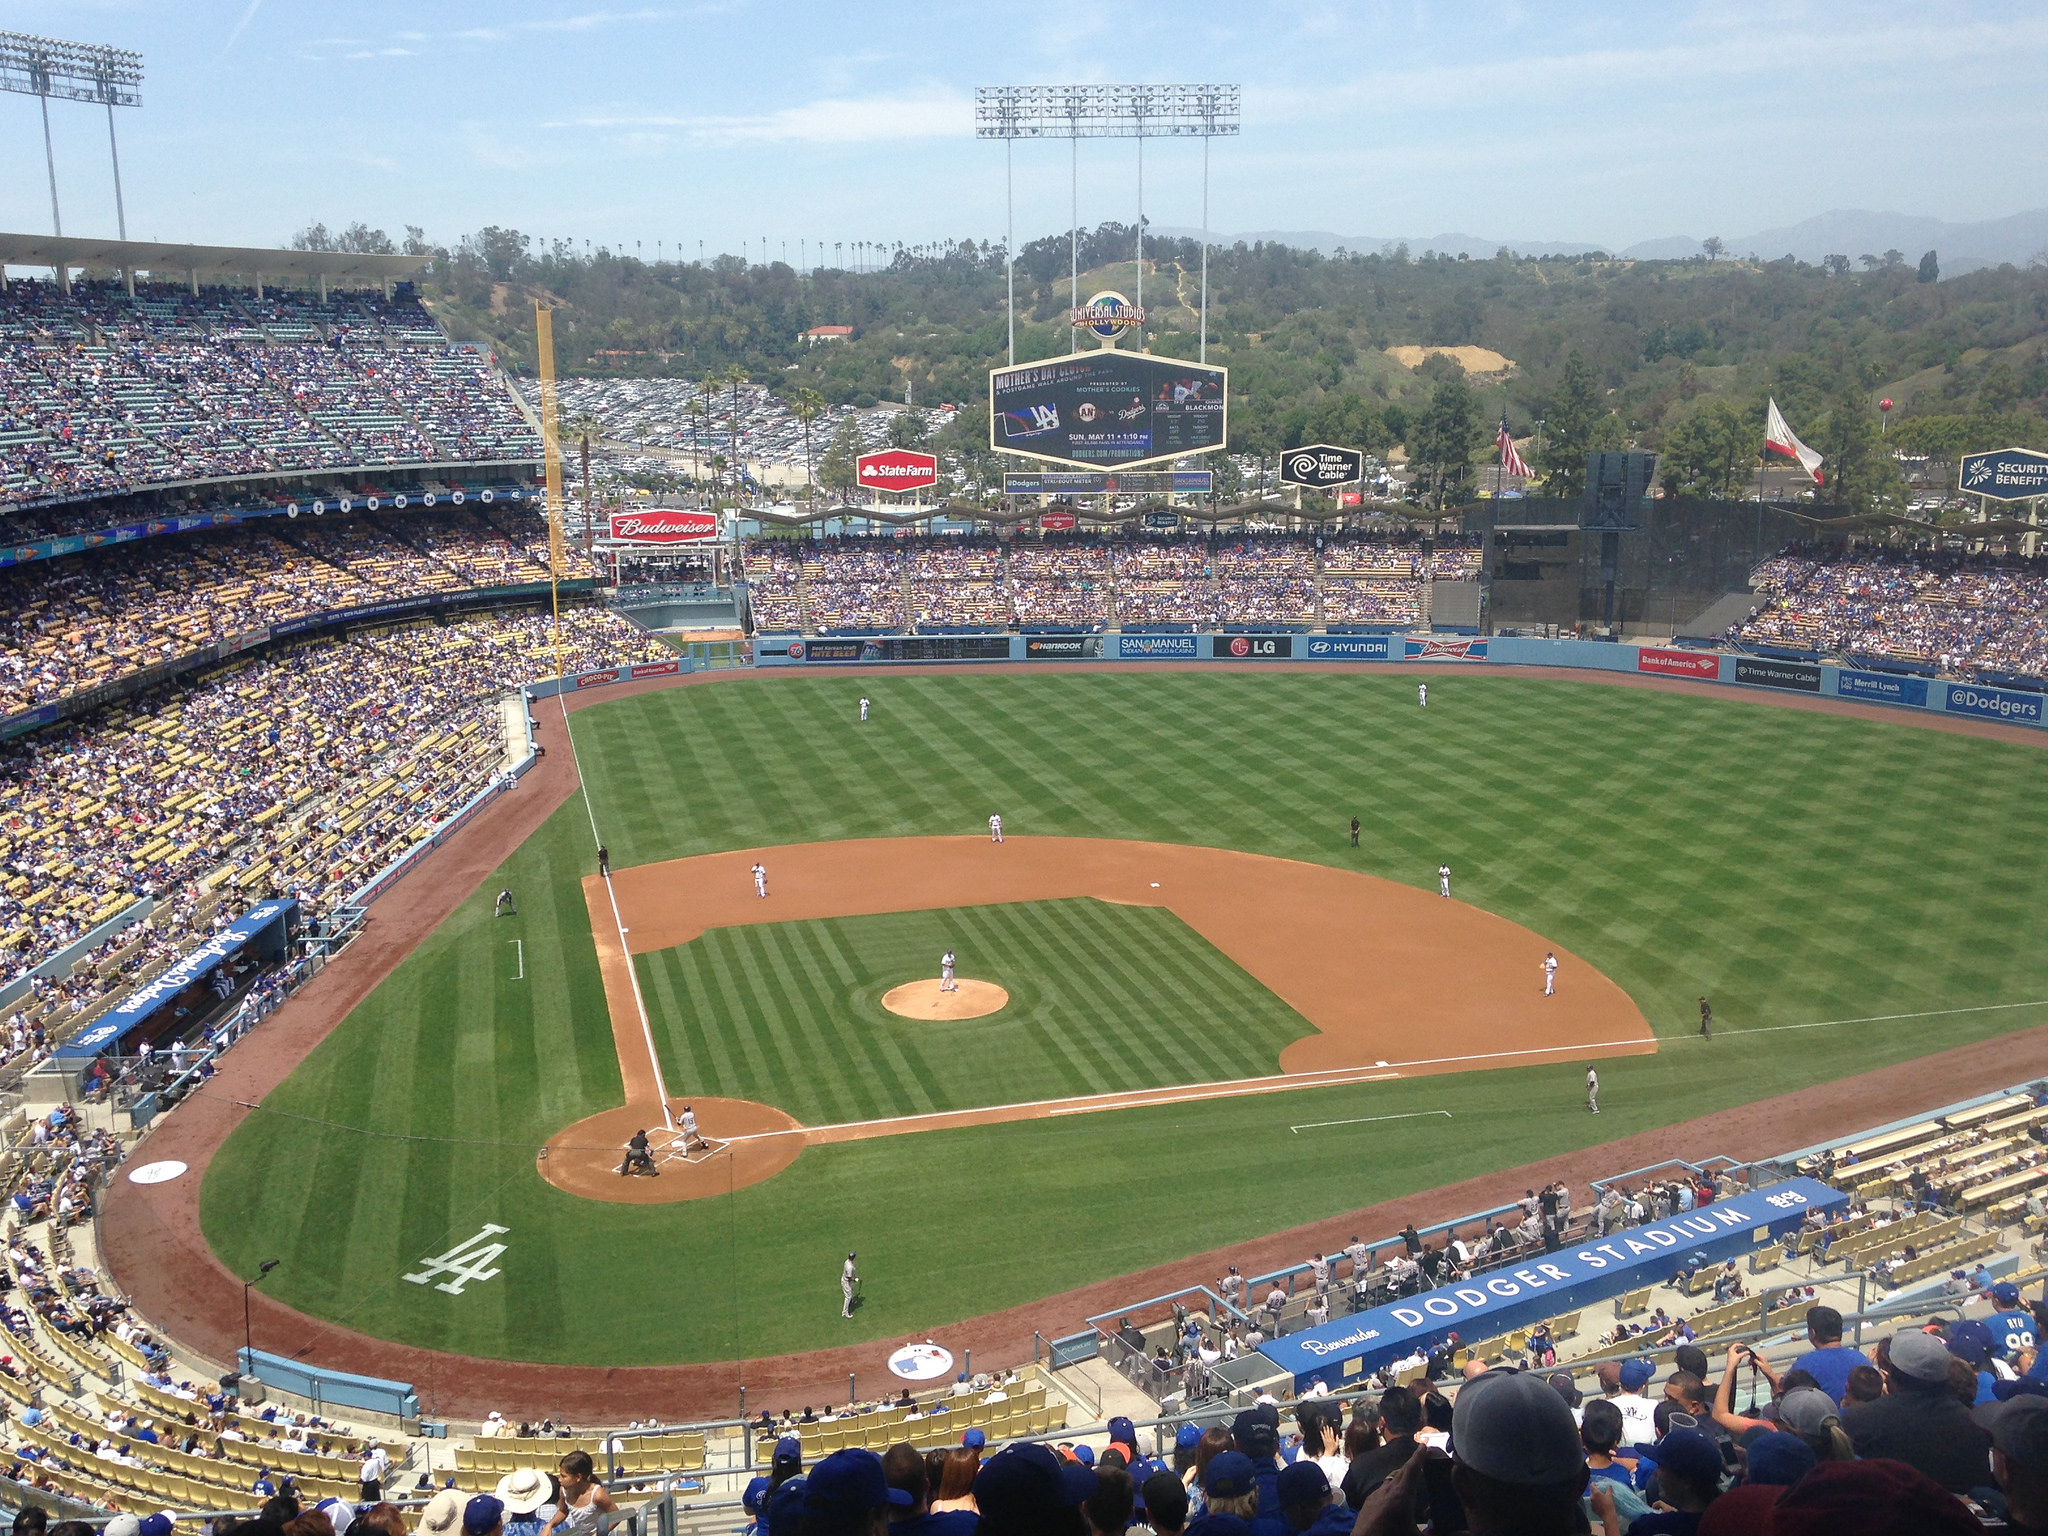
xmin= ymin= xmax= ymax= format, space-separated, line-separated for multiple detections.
xmin=1960 ymin=447 xmax=2048 ymax=501
xmin=989 ymin=351 xmax=1227 ymax=470
xmin=1257 ymin=1177 xmax=1846 ymax=1391
xmin=1280 ymin=444 xmax=1364 ymax=489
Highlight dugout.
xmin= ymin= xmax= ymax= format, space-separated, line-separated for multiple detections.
xmin=43 ymin=898 xmax=298 ymax=1096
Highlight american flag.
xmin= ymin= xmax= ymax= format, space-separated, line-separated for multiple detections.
xmin=1497 ymin=414 xmax=1533 ymax=479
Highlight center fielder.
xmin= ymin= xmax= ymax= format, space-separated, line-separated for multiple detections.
xmin=1418 ymin=683 xmax=1428 ymax=707
xmin=859 ymin=696 xmax=869 ymax=722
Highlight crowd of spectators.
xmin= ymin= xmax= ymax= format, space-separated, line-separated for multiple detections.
xmin=0 ymin=605 xmax=665 ymax=1043
xmin=0 ymin=505 xmax=599 ymax=717
xmin=1741 ymin=547 xmax=2048 ymax=677
xmin=0 ymin=278 xmax=539 ymax=511
xmin=737 ymin=532 xmax=1494 ymax=636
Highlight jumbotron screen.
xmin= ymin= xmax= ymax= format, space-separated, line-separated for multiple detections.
xmin=988 ymin=350 xmax=1228 ymax=470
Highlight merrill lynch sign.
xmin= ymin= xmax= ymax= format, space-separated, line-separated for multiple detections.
xmin=1260 ymin=1177 xmax=1842 ymax=1386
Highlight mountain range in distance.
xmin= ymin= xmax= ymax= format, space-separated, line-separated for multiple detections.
xmin=1154 ymin=207 xmax=2048 ymax=277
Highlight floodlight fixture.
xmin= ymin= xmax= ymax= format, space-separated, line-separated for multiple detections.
xmin=976 ymin=85 xmax=1239 ymax=365
xmin=0 ymin=30 xmax=145 ymax=243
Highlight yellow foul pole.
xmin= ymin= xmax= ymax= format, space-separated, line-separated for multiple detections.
xmin=536 ymin=304 xmax=567 ymax=680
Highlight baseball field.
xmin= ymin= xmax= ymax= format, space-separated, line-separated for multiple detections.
xmin=188 ymin=669 xmax=2048 ymax=1374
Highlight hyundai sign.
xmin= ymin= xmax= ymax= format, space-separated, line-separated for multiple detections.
xmin=856 ymin=448 xmax=939 ymax=494
xmin=1259 ymin=1177 xmax=1846 ymax=1391
xmin=989 ymin=350 xmax=1227 ymax=470
xmin=1960 ymin=447 xmax=2048 ymax=502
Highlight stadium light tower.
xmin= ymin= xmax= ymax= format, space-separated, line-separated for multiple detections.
xmin=976 ymin=84 xmax=1238 ymax=364
xmin=0 ymin=31 xmax=143 ymax=241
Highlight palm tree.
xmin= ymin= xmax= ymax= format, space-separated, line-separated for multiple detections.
xmin=563 ymin=410 xmax=604 ymax=557
xmin=790 ymin=388 xmax=826 ymax=505
xmin=723 ymin=363 xmax=748 ymax=489
xmin=694 ymin=375 xmax=716 ymax=502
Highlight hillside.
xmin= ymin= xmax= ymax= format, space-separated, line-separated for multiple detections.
xmin=399 ymin=222 xmax=2048 ymax=511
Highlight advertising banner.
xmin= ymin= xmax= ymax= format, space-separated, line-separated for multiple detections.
xmin=1960 ymin=447 xmax=2048 ymax=502
xmin=1945 ymin=682 xmax=2045 ymax=724
xmin=990 ymin=350 xmax=1227 ymax=469
xmin=1279 ymin=444 xmax=1364 ymax=489
xmin=1304 ymin=635 xmax=1393 ymax=660
xmin=1403 ymin=637 xmax=1488 ymax=661
xmin=855 ymin=449 xmax=939 ymax=494
xmin=574 ymin=669 xmax=625 ymax=689
xmin=1733 ymin=656 xmax=1821 ymax=693
xmin=1118 ymin=633 xmax=1199 ymax=660
xmin=1024 ymin=635 xmax=1104 ymax=660
xmin=1212 ymin=635 xmax=1293 ymax=659
xmin=798 ymin=640 xmax=872 ymax=663
xmin=1259 ymin=1177 xmax=1845 ymax=1391
xmin=609 ymin=509 xmax=720 ymax=543
xmin=628 ymin=660 xmax=682 ymax=679
xmin=1835 ymin=670 xmax=1929 ymax=708
xmin=1002 ymin=470 xmax=1213 ymax=495
xmin=1039 ymin=511 xmax=1079 ymax=531
xmin=1637 ymin=647 xmax=1722 ymax=680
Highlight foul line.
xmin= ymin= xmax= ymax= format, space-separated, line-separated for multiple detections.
xmin=556 ymin=689 xmax=674 ymax=1133
xmin=1292 ymin=1110 xmax=1454 ymax=1134
xmin=1683 ymin=999 xmax=2048 ymax=1040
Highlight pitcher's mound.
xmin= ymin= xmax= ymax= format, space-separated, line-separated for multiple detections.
xmin=882 ymin=978 xmax=1009 ymax=1021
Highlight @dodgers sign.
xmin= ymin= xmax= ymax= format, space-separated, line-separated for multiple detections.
xmin=1280 ymin=444 xmax=1364 ymax=488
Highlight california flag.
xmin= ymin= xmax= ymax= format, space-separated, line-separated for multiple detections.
xmin=1764 ymin=397 xmax=1825 ymax=484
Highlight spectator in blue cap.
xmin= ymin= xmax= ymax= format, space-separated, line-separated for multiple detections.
xmin=1634 ymin=1426 xmax=1721 ymax=1533
xmin=803 ymin=1448 xmax=912 ymax=1536
xmin=1229 ymin=1409 xmax=1284 ymax=1536
xmin=961 ymin=1428 xmax=985 ymax=1451
xmin=1191 ymin=1450 xmax=1259 ymax=1536
xmin=1738 ymin=1431 xmax=1816 ymax=1489
xmin=1948 ymin=1319 xmax=2000 ymax=1405
xmin=879 ymin=1442 xmax=974 ymax=1536
xmin=973 ymin=1441 xmax=1094 ymax=1536
xmin=765 ymin=1476 xmax=806 ymax=1536
xmin=1274 ymin=1461 xmax=1349 ymax=1534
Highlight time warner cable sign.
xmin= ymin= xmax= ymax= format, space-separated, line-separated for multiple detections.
xmin=1258 ymin=1177 xmax=1845 ymax=1391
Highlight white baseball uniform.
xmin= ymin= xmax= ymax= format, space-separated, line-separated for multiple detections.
xmin=859 ymin=697 xmax=869 ymax=721
xmin=1587 ymin=1067 xmax=1599 ymax=1114
xmin=989 ymin=814 xmax=1003 ymax=843
xmin=1543 ymin=954 xmax=1558 ymax=996
xmin=1438 ymin=864 xmax=1451 ymax=898
xmin=941 ymin=950 xmax=957 ymax=992
xmin=841 ymin=1254 xmax=858 ymax=1317
xmin=752 ymin=862 xmax=767 ymax=897
xmin=1418 ymin=683 xmax=1428 ymax=706
xmin=680 ymin=1105 xmax=704 ymax=1149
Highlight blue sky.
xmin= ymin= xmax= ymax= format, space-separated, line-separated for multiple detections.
xmin=0 ymin=0 xmax=2041 ymax=259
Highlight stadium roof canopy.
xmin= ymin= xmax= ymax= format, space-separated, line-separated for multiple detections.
xmin=0 ymin=231 xmax=430 ymax=284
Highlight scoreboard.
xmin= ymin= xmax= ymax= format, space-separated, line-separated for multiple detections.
xmin=989 ymin=350 xmax=1228 ymax=471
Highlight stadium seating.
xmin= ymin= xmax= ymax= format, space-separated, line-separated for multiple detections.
xmin=0 ymin=278 xmax=539 ymax=510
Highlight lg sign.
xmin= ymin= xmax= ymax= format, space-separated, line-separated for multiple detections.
xmin=856 ymin=449 xmax=939 ymax=493
xmin=609 ymin=509 xmax=720 ymax=544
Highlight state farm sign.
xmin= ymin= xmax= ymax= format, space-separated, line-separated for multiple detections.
xmin=856 ymin=449 xmax=939 ymax=493
xmin=609 ymin=509 xmax=721 ymax=544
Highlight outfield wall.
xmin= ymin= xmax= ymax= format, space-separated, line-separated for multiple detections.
xmin=745 ymin=632 xmax=2048 ymax=730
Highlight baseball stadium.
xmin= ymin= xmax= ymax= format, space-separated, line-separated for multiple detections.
xmin=3 ymin=29 xmax=2048 ymax=1536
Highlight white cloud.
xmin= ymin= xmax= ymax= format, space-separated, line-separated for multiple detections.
xmin=545 ymin=89 xmax=974 ymax=144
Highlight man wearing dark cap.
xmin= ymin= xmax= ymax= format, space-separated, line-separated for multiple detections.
xmin=1142 ymin=1471 xmax=1190 ymax=1535
xmin=1274 ymin=1462 xmax=1351 ymax=1534
xmin=879 ymin=1442 xmax=975 ymax=1536
xmin=1193 ymin=1451 xmax=1260 ymax=1536
xmin=1981 ymin=1394 xmax=2048 ymax=1535
xmin=974 ymin=1441 xmax=1095 ymax=1536
xmin=1840 ymin=1329 xmax=1992 ymax=1493
xmin=1353 ymin=1369 xmax=1592 ymax=1536
xmin=803 ymin=1447 xmax=913 ymax=1536
xmin=1787 ymin=1305 xmax=1864 ymax=1404
xmin=1630 ymin=1427 xmax=1720 ymax=1534
xmin=463 ymin=1495 xmax=505 ymax=1536
xmin=1230 ymin=1408 xmax=1285 ymax=1536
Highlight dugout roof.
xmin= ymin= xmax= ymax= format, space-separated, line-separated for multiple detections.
xmin=0 ymin=232 xmax=430 ymax=284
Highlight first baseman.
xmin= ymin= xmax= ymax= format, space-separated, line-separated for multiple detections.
xmin=940 ymin=949 xmax=957 ymax=992
xmin=752 ymin=862 xmax=768 ymax=898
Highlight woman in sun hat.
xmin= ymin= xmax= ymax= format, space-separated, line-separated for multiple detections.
xmin=495 ymin=1466 xmax=559 ymax=1536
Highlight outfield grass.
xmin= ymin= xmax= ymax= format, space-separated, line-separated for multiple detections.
xmin=201 ymin=672 xmax=2048 ymax=1366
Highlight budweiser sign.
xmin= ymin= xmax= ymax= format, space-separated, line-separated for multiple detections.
xmin=856 ymin=449 xmax=939 ymax=492
xmin=609 ymin=509 xmax=720 ymax=544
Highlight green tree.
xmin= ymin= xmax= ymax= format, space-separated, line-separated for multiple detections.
xmin=1918 ymin=250 xmax=1940 ymax=284
xmin=887 ymin=407 xmax=930 ymax=449
xmin=818 ymin=418 xmax=864 ymax=499
xmin=789 ymin=388 xmax=826 ymax=499
xmin=1303 ymin=392 xmax=1386 ymax=453
xmin=1818 ymin=389 xmax=1904 ymax=515
xmin=1537 ymin=350 xmax=1604 ymax=497
xmin=1410 ymin=376 xmax=1484 ymax=508
xmin=1657 ymin=396 xmax=1756 ymax=497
